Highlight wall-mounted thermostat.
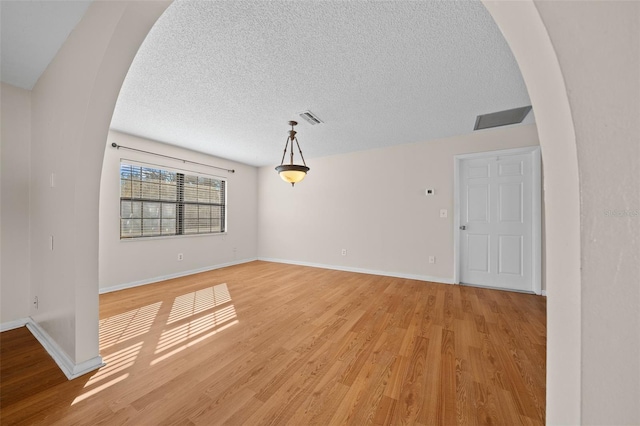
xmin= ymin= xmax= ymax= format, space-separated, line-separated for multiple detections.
xmin=425 ymin=188 xmax=435 ymax=196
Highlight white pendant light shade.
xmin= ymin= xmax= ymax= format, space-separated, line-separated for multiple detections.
xmin=276 ymin=165 xmax=309 ymax=185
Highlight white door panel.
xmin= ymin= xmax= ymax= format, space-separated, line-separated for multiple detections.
xmin=457 ymin=148 xmax=540 ymax=293
xmin=467 ymin=234 xmax=490 ymax=272
xmin=467 ymin=184 xmax=489 ymax=222
xmin=498 ymin=235 xmax=523 ymax=275
xmin=499 ymin=183 xmax=523 ymax=222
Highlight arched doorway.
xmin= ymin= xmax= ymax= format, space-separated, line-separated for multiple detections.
xmin=30 ymin=1 xmax=581 ymax=423
xmin=482 ymin=4 xmax=581 ymax=424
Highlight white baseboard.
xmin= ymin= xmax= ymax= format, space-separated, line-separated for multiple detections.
xmin=258 ymin=257 xmax=455 ymax=285
xmin=0 ymin=317 xmax=29 ymax=332
xmin=542 ymin=290 xmax=547 ymax=297
xmin=99 ymin=257 xmax=259 ymax=294
xmin=25 ymin=320 xmax=104 ymax=380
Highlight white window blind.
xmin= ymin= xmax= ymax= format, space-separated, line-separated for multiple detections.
xmin=120 ymin=162 xmax=226 ymax=239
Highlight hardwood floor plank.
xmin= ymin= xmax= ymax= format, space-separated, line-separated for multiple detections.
xmin=383 ymin=354 xmax=410 ymax=400
xmin=473 ymin=382 xmax=505 ymax=425
xmin=329 ymin=348 xmax=395 ymax=425
xmin=392 ymin=335 xmax=429 ymax=424
xmin=1 ymin=261 xmax=546 ymax=425
xmin=416 ymin=325 xmax=443 ymax=425
xmin=439 ymin=329 xmax=458 ymax=424
xmin=190 ymin=387 xmax=257 ymax=425
xmin=455 ymin=357 xmax=476 ymax=426
xmin=373 ymin=394 xmax=397 ymax=425
xmin=287 ymin=363 xmax=349 ymax=425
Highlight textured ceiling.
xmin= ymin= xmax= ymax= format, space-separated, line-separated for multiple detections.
xmin=2 ymin=0 xmax=532 ymax=167
xmin=0 ymin=1 xmax=92 ymax=90
xmin=111 ymin=0 xmax=533 ymax=167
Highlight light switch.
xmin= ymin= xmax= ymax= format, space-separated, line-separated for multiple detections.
xmin=440 ymin=209 xmax=448 ymax=218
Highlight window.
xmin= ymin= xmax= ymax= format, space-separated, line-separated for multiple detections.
xmin=120 ymin=163 xmax=226 ymax=239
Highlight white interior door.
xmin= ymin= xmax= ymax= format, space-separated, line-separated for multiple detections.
xmin=457 ymin=147 xmax=541 ymax=293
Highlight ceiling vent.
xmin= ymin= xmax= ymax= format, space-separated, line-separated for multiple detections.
xmin=474 ymin=106 xmax=532 ymax=131
xmin=299 ymin=110 xmax=324 ymax=125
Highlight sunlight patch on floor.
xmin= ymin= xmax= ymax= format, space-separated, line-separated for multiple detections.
xmin=156 ymin=305 xmax=237 ymax=354
xmin=167 ymin=283 xmax=232 ymax=324
xmin=88 ymin=342 xmax=143 ymax=386
xmin=151 ymin=320 xmax=239 ymax=366
xmin=100 ymin=302 xmax=161 ymax=349
xmin=71 ymin=374 xmax=130 ymax=405
xmin=70 ymin=341 xmax=144 ymax=405
xmin=95 ymin=283 xmax=239 ymax=386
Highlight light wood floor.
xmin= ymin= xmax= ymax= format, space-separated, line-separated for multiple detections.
xmin=1 ymin=261 xmax=546 ymax=425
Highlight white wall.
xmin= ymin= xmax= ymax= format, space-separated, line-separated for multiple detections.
xmin=258 ymin=124 xmax=540 ymax=284
xmin=99 ymin=131 xmax=258 ymax=292
xmin=535 ymin=2 xmax=640 ymax=424
xmin=0 ymin=83 xmax=31 ymax=325
xmin=28 ymin=1 xmax=170 ymax=370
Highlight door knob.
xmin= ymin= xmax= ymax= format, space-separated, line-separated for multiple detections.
xmin=459 ymin=225 xmax=466 ymax=230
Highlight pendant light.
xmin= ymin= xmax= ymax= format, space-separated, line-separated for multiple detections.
xmin=275 ymin=121 xmax=309 ymax=186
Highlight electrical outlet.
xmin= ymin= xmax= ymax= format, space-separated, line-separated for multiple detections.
xmin=341 ymin=248 xmax=347 ymax=256
xmin=440 ymin=209 xmax=448 ymax=218
xmin=429 ymin=256 xmax=436 ymax=264
xmin=34 ymin=296 xmax=39 ymax=310
xmin=177 ymin=253 xmax=184 ymax=261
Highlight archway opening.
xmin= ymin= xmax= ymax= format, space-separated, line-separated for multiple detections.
xmin=41 ymin=1 xmax=581 ymax=423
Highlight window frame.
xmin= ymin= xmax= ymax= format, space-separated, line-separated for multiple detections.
xmin=119 ymin=161 xmax=227 ymax=240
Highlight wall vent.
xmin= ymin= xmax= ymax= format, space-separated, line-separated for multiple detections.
xmin=299 ymin=110 xmax=324 ymax=125
xmin=474 ymin=106 xmax=532 ymax=131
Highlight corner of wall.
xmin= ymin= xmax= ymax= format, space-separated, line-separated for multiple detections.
xmin=26 ymin=320 xmax=103 ymax=380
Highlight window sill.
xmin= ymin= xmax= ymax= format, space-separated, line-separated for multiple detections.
xmin=120 ymin=232 xmax=227 ymax=242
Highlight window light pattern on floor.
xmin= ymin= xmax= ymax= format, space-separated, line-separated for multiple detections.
xmin=99 ymin=302 xmax=161 ymax=349
xmin=72 ymin=342 xmax=143 ymax=405
xmin=167 ymin=283 xmax=232 ymax=324
xmin=73 ymin=284 xmax=238 ymax=405
xmin=156 ymin=305 xmax=237 ymax=354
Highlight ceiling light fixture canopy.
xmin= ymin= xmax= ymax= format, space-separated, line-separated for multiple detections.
xmin=275 ymin=121 xmax=309 ymax=187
